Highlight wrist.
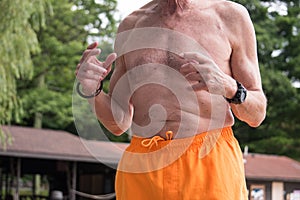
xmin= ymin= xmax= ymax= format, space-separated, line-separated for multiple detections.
xmin=224 ymin=77 xmax=238 ymax=99
xmin=225 ymin=80 xmax=247 ymax=104
xmin=76 ymin=81 xmax=103 ymax=99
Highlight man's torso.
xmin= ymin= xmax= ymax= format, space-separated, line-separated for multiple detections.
xmin=116 ymin=0 xmax=238 ymax=138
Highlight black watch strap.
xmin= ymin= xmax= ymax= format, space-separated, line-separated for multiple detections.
xmin=225 ymin=81 xmax=247 ymax=104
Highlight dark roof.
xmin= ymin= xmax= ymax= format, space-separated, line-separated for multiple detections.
xmin=2 ymin=126 xmax=300 ymax=182
xmin=0 ymin=125 xmax=128 ymax=165
xmin=244 ymin=153 xmax=300 ymax=182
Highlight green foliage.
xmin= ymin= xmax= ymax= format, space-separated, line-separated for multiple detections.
xmin=0 ymin=0 xmax=51 ymax=145
xmin=15 ymin=0 xmax=118 ymax=134
xmin=72 ymin=0 xmax=118 ymax=38
xmin=275 ymin=2 xmax=300 ymax=80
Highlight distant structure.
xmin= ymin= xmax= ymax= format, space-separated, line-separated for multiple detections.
xmin=0 ymin=126 xmax=300 ymax=200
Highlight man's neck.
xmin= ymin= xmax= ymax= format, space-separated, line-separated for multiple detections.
xmin=157 ymin=0 xmax=193 ymax=15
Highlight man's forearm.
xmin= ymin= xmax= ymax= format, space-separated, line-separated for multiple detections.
xmin=231 ymin=90 xmax=267 ymax=127
xmin=88 ymin=92 xmax=133 ymax=135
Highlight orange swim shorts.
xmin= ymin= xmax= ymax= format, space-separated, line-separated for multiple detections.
xmin=115 ymin=127 xmax=248 ymax=200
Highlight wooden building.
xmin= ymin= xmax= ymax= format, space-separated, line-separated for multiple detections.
xmin=0 ymin=126 xmax=127 ymax=200
xmin=244 ymin=153 xmax=300 ymax=200
xmin=1 ymin=125 xmax=300 ymax=200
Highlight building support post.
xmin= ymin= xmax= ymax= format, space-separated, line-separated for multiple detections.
xmin=15 ymin=158 xmax=21 ymax=200
xmin=5 ymin=172 xmax=8 ymax=198
xmin=70 ymin=162 xmax=77 ymax=200
xmin=0 ymin=168 xmax=3 ymax=200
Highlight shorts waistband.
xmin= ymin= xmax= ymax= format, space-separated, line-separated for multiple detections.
xmin=129 ymin=127 xmax=234 ymax=152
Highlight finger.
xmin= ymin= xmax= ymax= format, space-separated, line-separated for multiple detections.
xmin=192 ymin=81 xmax=207 ymax=91
xmin=75 ymin=63 xmax=81 ymax=75
xmin=77 ymin=70 xmax=103 ymax=81
xmin=87 ymin=42 xmax=98 ymax=49
xmin=180 ymin=52 xmax=210 ymax=63
xmin=79 ymin=49 xmax=101 ymax=65
xmin=83 ymin=63 xmax=107 ymax=75
xmin=85 ymin=49 xmax=101 ymax=61
xmin=185 ymin=72 xmax=201 ymax=82
xmin=103 ymin=53 xmax=118 ymax=69
xmin=180 ymin=63 xmax=198 ymax=76
xmin=78 ymin=42 xmax=99 ymax=64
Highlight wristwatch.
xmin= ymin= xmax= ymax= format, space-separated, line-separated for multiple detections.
xmin=225 ymin=81 xmax=247 ymax=104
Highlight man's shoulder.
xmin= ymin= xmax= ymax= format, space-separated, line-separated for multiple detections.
xmin=214 ymin=1 xmax=252 ymax=30
xmin=214 ymin=1 xmax=256 ymax=48
xmin=218 ymin=1 xmax=250 ymax=20
xmin=117 ymin=14 xmax=138 ymax=33
xmin=117 ymin=1 xmax=156 ymax=33
xmin=215 ymin=1 xmax=248 ymax=15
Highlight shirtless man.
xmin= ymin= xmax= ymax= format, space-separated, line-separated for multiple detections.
xmin=76 ymin=0 xmax=267 ymax=199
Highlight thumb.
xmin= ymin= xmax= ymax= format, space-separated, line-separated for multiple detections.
xmin=104 ymin=53 xmax=118 ymax=69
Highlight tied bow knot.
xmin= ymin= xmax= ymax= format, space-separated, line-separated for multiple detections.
xmin=141 ymin=131 xmax=174 ymax=150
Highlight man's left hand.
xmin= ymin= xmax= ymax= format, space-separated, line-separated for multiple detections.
xmin=179 ymin=52 xmax=236 ymax=97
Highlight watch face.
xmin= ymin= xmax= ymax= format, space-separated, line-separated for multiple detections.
xmin=240 ymin=90 xmax=247 ymax=103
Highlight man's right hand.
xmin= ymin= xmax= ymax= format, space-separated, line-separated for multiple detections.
xmin=75 ymin=42 xmax=117 ymax=95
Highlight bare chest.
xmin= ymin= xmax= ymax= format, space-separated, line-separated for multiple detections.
xmin=118 ymin=10 xmax=232 ymax=74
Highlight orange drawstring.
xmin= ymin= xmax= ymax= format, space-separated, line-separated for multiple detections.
xmin=141 ymin=136 xmax=165 ymax=149
xmin=166 ymin=131 xmax=173 ymax=140
xmin=141 ymin=131 xmax=174 ymax=150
